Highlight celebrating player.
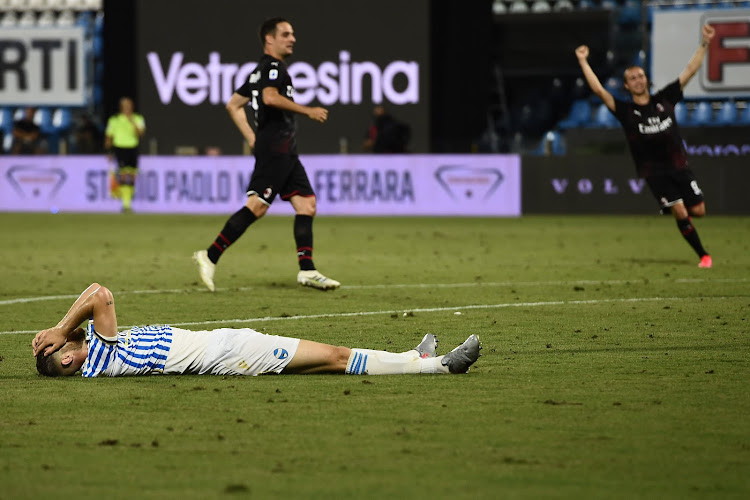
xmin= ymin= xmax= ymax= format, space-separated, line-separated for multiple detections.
xmin=32 ymin=283 xmax=481 ymax=378
xmin=193 ymin=17 xmax=340 ymax=291
xmin=575 ymin=24 xmax=716 ymax=268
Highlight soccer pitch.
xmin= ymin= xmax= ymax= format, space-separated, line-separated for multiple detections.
xmin=1 ymin=213 xmax=748 ymax=499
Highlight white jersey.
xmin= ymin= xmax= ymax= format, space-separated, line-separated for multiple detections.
xmin=81 ymin=324 xmax=299 ymax=377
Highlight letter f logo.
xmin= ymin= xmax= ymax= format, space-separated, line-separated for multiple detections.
xmin=701 ymin=16 xmax=750 ymax=91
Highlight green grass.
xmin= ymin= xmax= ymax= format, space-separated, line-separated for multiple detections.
xmin=1 ymin=213 xmax=749 ymax=500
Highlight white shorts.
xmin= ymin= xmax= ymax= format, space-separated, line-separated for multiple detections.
xmin=167 ymin=327 xmax=300 ymax=376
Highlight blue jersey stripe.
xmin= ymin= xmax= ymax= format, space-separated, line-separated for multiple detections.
xmin=82 ymin=325 xmax=173 ymax=377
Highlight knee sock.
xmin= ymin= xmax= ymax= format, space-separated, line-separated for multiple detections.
xmin=345 ymin=349 xmax=449 ymax=375
xmin=207 ymin=207 xmax=257 ymax=263
xmin=676 ymin=217 xmax=708 ymax=258
xmin=120 ymin=185 xmax=134 ymax=210
xmin=294 ymin=215 xmax=315 ymax=271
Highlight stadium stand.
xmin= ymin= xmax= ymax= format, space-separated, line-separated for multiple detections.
xmin=689 ymin=101 xmax=713 ymax=126
xmin=56 ymin=8 xmax=74 ymax=25
xmin=509 ymin=0 xmax=530 ymax=13
xmin=558 ymin=99 xmax=592 ymax=129
xmin=531 ymin=1 xmax=553 ymax=12
xmin=715 ymin=100 xmax=738 ymax=126
xmin=674 ymin=102 xmax=689 ymax=123
xmin=591 ymin=102 xmax=618 ymax=128
xmin=0 ymin=0 xmax=103 ymax=154
xmin=738 ymin=103 xmax=750 ymax=124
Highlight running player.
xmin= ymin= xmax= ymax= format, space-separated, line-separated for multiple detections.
xmin=193 ymin=17 xmax=340 ymax=291
xmin=575 ymin=24 xmax=716 ymax=268
xmin=32 ymin=283 xmax=481 ymax=378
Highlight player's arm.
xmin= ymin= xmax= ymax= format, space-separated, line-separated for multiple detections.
xmin=103 ymin=118 xmax=113 ymax=151
xmin=678 ymin=24 xmax=716 ymax=89
xmin=127 ymin=115 xmax=145 ymax=138
xmin=575 ymin=45 xmax=615 ymax=112
xmin=262 ymin=87 xmax=328 ymax=123
xmin=32 ymin=283 xmax=118 ymax=356
xmin=226 ymin=92 xmax=256 ymax=150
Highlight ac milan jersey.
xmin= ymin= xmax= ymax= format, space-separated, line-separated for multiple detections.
xmin=235 ymin=54 xmax=297 ymax=155
xmin=612 ymin=79 xmax=688 ymax=178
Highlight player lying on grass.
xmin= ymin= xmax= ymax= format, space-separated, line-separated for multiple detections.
xmin=32 ymin=283 xmax=480 ymax=378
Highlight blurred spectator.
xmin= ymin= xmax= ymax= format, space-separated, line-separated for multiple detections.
xmin=362 ymin=105 xmax=411 ymax=153
xmin=11 ymin=107 xmax=46 ymax=154
xmin=71 ymin=113 xmax=103 ymax=154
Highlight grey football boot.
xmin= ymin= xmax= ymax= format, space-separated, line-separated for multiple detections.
xmin=414 ymin=333 xmax=439 ymax=358
xmin=441 ymin=334 xmax=481 ymax=373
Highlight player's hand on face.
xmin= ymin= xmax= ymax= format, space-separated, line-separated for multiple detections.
xmin=575 ymin=45 xmax=589 ymax=60
xmin=308 ymin=107 xmax=328 ymax=123
xmin=32 ymin=327 xmax=67 ymax=357
xmin=702 ymin=24 xmax=715 ymax=43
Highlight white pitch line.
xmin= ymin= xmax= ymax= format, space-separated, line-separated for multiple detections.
xmin=2 ymin=295 xmax=744 ymax=335
xmin=2 ymin=277 xmax=749 ymax=307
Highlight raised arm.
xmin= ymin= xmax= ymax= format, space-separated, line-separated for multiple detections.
xmin=575 ymin=45 xmax=615 ymax=112
xmin=32 ymin=283 xmax=118 ymax=356
xmin=261 ymin=87 xmax=328 ymax=123
xmin=679 ymin=24 xmax=716 ymax=89
xmin=226 ymin=92 xmax=256 ymax=150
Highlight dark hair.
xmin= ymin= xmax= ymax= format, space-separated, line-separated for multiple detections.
xmin=36 ymin=352 xmax=62 ymax=377
xmin=258 ymin=17 xmax=289 ymax=48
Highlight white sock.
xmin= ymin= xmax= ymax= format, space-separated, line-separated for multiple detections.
xmin=345 ymin=349 xmax=450 ymax=375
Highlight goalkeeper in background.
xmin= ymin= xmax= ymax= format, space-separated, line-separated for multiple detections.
xmin=104 ymin=97 xmax=145 ymax=213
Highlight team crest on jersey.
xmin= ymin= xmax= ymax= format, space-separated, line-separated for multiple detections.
xmin=633 ymin=110 xmax=641 ymax=116
xmin=269 ymin=69 xmax=279 ymax=80
xmin=273 ymin=348 xmax=289 ymax=360
xmin=263 ymin=187 xmax=272 ymax=199
xmin=656 ymin=103 xmax=664 ymax=113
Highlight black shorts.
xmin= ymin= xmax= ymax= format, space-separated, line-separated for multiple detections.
xmin=246 ymin=153 xmax=314 ymax=205
xmin=646 ymin=168 xmax=704 ymax=212
xmin=113 ymin=147 xmax=139 ymax=169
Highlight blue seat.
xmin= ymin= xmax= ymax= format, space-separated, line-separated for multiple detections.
xmin=619 ymin=0 xmax=641 ymax=26
xmin=34 ymin=107 xmax=54 ymax=134
xmin=76 ymin=12 xmax=93 ymax=38
xmin=51 ymin=108 xmax=73 ymax=132
xmin=92 ymin=35 xmax=103 ymax=58
xmin=2 ymin=133 xmax=13 ymax=153
xmin=532 ymin=130 xmax=565 ymax=156
xmin=632 ymin=50 xmax=646 ymax=68
xmin=604 ymin=76 xmax=624 ymax=99
xmin=0 ymin=107 xmax=13 ymax=134
xmin=558 ymin=99 xmax=591 ymax=129
xmin=715 ymin=101 xmax=738 ymax=125
xmin=592 ymin=103 xmax=618 ymax=128
xmin=690 ymin=101 xmax=712 ymax=126
xmin=738 ymin=104 xmax=750 ymax=124
xmin=548 ymin=130 xmax=565 ymax=155
xmin=674 ymin=102 xmax=688 ymax=123
xmin=94 ymin=12 xmax=104 ymax=36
